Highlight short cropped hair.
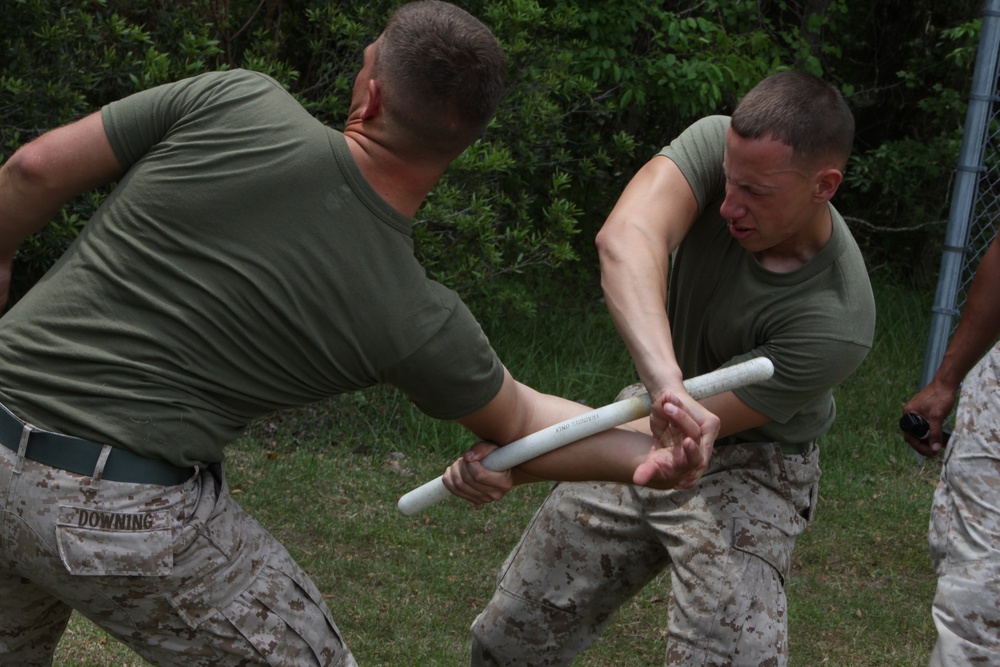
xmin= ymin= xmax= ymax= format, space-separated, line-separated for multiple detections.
xmin=374 ymin=1 xmax=507 ymax=157
xmin=731 ymin=70 xmax=854 ymax=170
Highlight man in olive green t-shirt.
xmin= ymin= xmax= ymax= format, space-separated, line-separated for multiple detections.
xmin=0 ymin=3 xmax=703 ymax=666
xmin=464 ymin=71 xmax=875 ymax=666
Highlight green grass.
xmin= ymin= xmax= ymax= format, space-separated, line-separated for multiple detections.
xmin=54 ymin=279 xmax=941 ymax=666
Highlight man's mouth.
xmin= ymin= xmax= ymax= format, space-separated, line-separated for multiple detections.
xmin=728 ymin=220 xmax=755 ymax=241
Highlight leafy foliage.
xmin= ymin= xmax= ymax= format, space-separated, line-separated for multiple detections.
xmin=837 ymin=11 xmax=984 ymax=283
xmin=1 ymin=0 xmax=989 ymax=310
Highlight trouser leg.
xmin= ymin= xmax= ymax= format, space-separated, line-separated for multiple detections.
xmin=928 ymin=344 xmax=1000 ymax=666
xmin=0 ymin=438 xmax=73 ymax=666
xmin=471 ymin=481 xmax=668 ymax=667
xmin=649 ymin=441 xmax=814 ymax=665
xmin=471 ymin=436 xmax=818 ymax=667
xmin=0 ymin=574 xmax=71 ymax=666
xmin=1 ymin=452 xmax=356 ymax=667
xmin=930 ymin=561 xmax=1000 ymax=666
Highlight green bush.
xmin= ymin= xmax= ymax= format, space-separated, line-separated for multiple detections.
xmin=2 ymin=0 xmax=225 ymax=302
xmin=1 ymin=0 xmax=988 ymax=312
xmin=838 ymin=15 xmax=982 ymax=286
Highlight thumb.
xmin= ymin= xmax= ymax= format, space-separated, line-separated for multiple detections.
xmin=464 ymin=441 xmax=499 ymax=462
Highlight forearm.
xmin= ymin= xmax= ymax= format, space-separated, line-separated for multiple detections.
xmin=902 ymin=234 xmax=1000 ymax=456
xmin=449 ymin=375 xmax=714 ymax=500
xmin=511 ymin=392 xmax=713 ymax=489
xmin=0 ymin=152 xmax=67 ymax=261
xmin=0 ymin=152 xmax=67 ymax=310
xmin=599 ymin=243 xmax=684 ymax=396
xmin=0 ymin=112 xmax=123 ymax=259
xmin=0 ymin=113 xmax=123 ymax=310
xmin=594 ymin=156 xmax=698 ymax=399
xmin=510 ymin=424 xmax=650 ymax=485
xmin=453 ymin=380 xmax=653 ymax=492
xmin=934 ymin=234 xmax=1000 ymax=389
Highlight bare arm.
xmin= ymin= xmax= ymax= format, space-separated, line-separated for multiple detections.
xmin=902 ymin=231 xmax=1000 ymax=456
xmin=595 ymin=156 xmax=694 ymax=399
xmin=455 ymin=369 xmax=659 ymax=484
xmin=445 ymin=369 xmax=707 ymax=503
xmin=443 ymin=156 xmax=778 ymax=506
xmin=0 ymin=111 xmax=124 ymax=309
xmin=594 ymin=155 xmax=722 ymax=456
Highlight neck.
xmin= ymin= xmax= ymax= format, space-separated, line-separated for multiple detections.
xmin=754 ymin=207 xmax=834 ymax=273
xmin=342 ymin=127 xmax=449 ymax=218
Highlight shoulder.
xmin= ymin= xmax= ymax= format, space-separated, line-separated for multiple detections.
xmin=659 ymin=115 xmax=730 ymax=158
xmin=198 ymin=69 xmax=290 ymax=97
xmin=175 ymin=68 xmax=287 ymax=92
xmin=101 ymin=69 xmax=311 ymax=173
xmin=829 ymin=207 xmax=876 ymax=320
xmin=659 ymin=115 xmax=731 ymax=209
xmin=107 ymin=69 xmax=295 ymax=118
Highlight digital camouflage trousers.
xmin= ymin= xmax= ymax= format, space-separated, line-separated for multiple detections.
xmin=928 ymin=342 xmax=1000 ymax=667
xmin=0 ymin=428 xmax=357 ymax=667
xmin=470 ymin=395 xmax=820 ymax=667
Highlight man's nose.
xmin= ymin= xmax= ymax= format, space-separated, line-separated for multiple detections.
xmin=719 ymin=188 xmax=745 ymax=221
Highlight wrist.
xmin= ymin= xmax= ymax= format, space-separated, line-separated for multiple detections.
xmin=642 ymin=371 xmax=685 ymax=400
xmin=930 ymin=367 xmax=964 ymax=393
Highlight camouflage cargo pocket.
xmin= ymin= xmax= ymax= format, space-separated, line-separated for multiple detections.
xmin=56 ymin=505 xmax=173 ymax=576
xmin=731 ymin=517 xmax=794 ymax=584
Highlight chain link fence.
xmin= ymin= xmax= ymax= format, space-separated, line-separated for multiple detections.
xmin=920 ymin=0 xmax=1000 ymax=388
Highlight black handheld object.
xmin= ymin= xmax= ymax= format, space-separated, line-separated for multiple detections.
xmin=899 ymin=413 xmax=952 ymax=444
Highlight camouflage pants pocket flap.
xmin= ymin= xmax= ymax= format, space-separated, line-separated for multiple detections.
xmin=731 ymin=517 xmax=794 ymax=584
xmin=218 ymin=549 xmax=348 ymax=665
xmin=56 ymin=505 xmax=173 ymax=576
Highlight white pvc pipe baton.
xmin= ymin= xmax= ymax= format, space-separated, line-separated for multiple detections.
xmin=397 ymin=356 xmax=774 ymax=515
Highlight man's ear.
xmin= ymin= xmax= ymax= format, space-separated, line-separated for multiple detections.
xmin=360 ymin=79 xmax=382 ymax=120
xmin=813 ymin=167 xmax=843 ymax=203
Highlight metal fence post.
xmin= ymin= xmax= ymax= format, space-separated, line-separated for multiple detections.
xmin=920 ymin=0 xmax=1000 ymax=389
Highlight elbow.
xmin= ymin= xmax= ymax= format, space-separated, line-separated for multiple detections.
xmin=595 ymin=223 xmax=622 ymax=268
xmin=595 ymin=220 xmax=639 ymax=285
xmin=595 ymin=209 xmax=646 ymax=268
xmin=3 ymin=145 xmax=52 ymax=197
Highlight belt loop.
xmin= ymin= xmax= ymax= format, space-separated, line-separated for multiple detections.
xmin=91 ymin=445 xmax=113 ymax=486
xmin=13 ymin=423 xmax=33 ymax=475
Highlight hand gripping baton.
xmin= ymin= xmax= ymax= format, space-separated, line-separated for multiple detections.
xmin=397 ymin=356 xmax=774 ymax=515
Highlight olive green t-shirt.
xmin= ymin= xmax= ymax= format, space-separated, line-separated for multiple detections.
xmin=660 ymin=115 xmax=876 ymax=445
xmin=0 ymin=70 xmax=504 ymax=467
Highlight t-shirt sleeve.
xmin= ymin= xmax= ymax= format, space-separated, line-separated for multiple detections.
xmin=101 ymin=70 xmax=285 ymax=170
xmin=724 ymin=253 xmax=875 ymax=442
xmin=658 ymin=115 xmax=730 ymax=212
xmin=728 ymin=337 xmax=871 ymax=426
xmin=379 ymin=295 xmax=505 ymax=421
